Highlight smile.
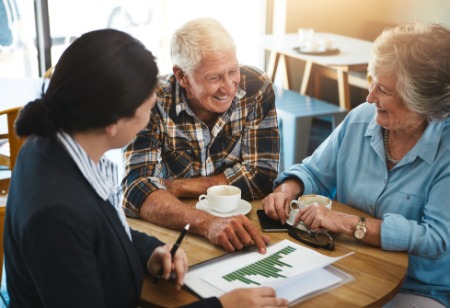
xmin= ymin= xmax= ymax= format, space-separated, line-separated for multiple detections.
xmin=213 ymin=95 xmax=229 ymax=101
xmin=376 ymin=105 xmax=386 ymax=112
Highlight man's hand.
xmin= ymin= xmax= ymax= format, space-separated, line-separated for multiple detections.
xmin=205 ymin=215 xmax=270 ymax=253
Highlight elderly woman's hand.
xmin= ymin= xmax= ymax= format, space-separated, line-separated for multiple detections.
xmin=296 ymin=203 xmax=338 ymax=232
xmin=262 ymin=178 xmax=303 ymax=224
xmin=262 ymin=191 xmax=295 ymax=224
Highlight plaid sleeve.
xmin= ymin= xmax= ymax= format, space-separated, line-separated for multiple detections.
xmin=122 ymin=111 xmax=165 ymax=217
xmin=224 ymin=67 xmax=280 ymax=200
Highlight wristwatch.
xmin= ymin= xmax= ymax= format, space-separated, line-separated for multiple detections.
xmin=354 ymin=217 xmax=367 ymax=240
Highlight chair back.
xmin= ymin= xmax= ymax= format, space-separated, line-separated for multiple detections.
xmin=0 ymin=106 xmax=24 ymax=171
xmin=0 ymin=203 xmax=5 ymax=283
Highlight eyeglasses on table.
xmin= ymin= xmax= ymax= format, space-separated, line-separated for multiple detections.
xmin=288 ymin=225 xmax=335 ymax=251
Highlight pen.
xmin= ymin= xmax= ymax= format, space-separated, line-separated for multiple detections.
xmin=153 ymin=223 xmax=190 ymax=284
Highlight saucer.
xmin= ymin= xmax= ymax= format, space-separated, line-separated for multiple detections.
xmin=196 ymin=199 xmax=251 ymax=217
xmin=293 ymin=46 xmax=340 ymax=56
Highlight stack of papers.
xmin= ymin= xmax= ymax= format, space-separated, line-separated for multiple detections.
xmin=184 ymin=239 xmax=354 ymax=305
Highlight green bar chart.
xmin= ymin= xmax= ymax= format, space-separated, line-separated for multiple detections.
xmin=222 ymin=246 xmax=296 ymax=285
xmin=188 ymin=239 xmax=353 ymax=299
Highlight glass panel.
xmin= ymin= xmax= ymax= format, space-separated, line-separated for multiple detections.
xmin=0 ymin=0 xmax=39 ymax=77
xmin=157 ymin=0 xmax=266 ymax=74
xmin=47 ymin=0 xmax=266 ymax=74
xmin=1 ymin=0 xmax=267 ymax=78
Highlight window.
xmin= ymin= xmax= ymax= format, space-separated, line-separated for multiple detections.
xmin=0 ymin=0 xmax=267 ymax=78
xmin=0 ymin=0 xmax=38 ymax=77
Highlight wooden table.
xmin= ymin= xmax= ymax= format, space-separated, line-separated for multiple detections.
xmin=128 ymin=199 xmax=408 ymax=307
xmin=262 ymin=33 xmax=373 ymax=110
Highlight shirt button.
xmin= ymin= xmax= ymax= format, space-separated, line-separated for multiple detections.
xmin=370 ymin=205 xmax=374 ymax=210
xmin=383 ymin=179 xmax=387 ymax=184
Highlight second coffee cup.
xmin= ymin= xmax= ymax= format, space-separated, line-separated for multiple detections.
xmin=287 ymin=194 xmax=332 ymax=227
xmin=198 ymin=185 xmax=241 ymax=213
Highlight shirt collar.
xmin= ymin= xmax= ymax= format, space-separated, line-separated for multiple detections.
xmin=56 ymin=131 xmax=131 ymax=240
xmin=366 ymin=119 xmax=446 ymax=166
xmin=56 ymin=131 xmax=120 ymax=202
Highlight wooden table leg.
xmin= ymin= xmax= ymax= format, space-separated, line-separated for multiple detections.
xmin=267 ymin=51 xmax=281 ymax=82
xmin=336 ymin=68 xmax=351 ymax=110
xmin=267 ymin=52 xmax=290 ymax=89
xmin=300 ymin=60 xmax=313 ymax=95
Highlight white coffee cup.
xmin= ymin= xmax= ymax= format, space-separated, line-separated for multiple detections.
xmin=304 ymin=40 xmax=320 ymax=52
xmin=198 ymin=185 xmax=241 ymax=213
xmin=318 ymin=38 xmax=335 ymax=50
xmin=287 ymin=194 xmax=332 ymax=228
xmin=298 ymin=28 xmax=315 ymax=45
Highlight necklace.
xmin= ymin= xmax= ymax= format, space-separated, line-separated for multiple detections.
xmin=383 ymin=129 xmax=400 ymax=165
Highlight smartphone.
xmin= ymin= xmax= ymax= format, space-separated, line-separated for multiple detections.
xmin=256 ymin=209 xmax=289 ymax=232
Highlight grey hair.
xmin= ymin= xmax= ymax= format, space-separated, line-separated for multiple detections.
xmin=170 ymin=17 xmax=236 ymax=73
xmin=368 ymin=22 xmax=450 ymax=121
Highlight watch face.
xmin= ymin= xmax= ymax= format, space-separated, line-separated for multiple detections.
xmin=355 ymin=227 xmax=366 ymax=240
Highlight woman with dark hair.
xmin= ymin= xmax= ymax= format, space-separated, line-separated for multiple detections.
xmin=3 ymin=29 xmax=288 ymax=308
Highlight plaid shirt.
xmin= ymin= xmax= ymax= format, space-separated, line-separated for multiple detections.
xmin=123 ymin=65 xmax=280 ymax=217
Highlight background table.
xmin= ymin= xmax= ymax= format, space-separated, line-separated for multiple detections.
xmin=262 ymin=33 xmax=373 ymax=110
xmin=129 ymin=199 xmax=408 ymax=307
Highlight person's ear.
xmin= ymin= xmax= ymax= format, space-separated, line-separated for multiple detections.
xmin=173 ymin=66 xmax=188 ymax=88
xmin=104 ymin=122 xmax=118 ymax=137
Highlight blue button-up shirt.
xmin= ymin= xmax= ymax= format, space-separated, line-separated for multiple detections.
xmin=275 ymin=102 xmax=450 ymax=306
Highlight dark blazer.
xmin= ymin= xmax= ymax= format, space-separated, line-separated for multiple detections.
xmin=3 ymin=136 xmax=220 ymax=308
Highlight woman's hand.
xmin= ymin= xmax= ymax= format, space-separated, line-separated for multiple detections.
xmin=147 ymin=244 xmax=188 ymax=290
xmin=219 ymin=287 xmax=289 ymax=308
xmin=262 ymin=192 xmax=293 ymax=224
xmin=262 ymin=178 xmax=303 ymax=224
xmin=296 ymin=203 xmax=339 ymax=232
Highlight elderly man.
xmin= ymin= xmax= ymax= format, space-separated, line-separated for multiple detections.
xmin=123 ymin=18 xmax=279 ymax=253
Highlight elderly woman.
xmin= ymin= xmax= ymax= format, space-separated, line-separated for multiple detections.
xmin=263 ymin=22 xmax=450 ymax=307
xmin=4 ymin=29 xmax=288 ymax=307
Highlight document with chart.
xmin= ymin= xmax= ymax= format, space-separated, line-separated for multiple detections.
xmin=184 ymin=239 xmax=354 ymax=305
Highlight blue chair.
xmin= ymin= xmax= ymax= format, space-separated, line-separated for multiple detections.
xmin=274 ymin=86 xmax=347 ymax=171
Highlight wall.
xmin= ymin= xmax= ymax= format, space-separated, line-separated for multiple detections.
xmin=284 ymin=0 xmax=449 ymax=40
xmin=270 ymin=0 xmax=450 ymax=107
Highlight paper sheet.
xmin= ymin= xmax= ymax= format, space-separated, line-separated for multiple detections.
xmin=184 ymin=239 xmax=354 ymax=303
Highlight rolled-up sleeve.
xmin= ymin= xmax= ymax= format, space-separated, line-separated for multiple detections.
xmin=380 ymin=214 xmax=410 ymax=251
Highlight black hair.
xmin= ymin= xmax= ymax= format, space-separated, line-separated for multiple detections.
xmin=15 ymin=29 xmax=159 ymax=136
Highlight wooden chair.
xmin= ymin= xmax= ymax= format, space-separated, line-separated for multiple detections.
xmin=0 ymin=106 xmax=25 ymax=191
xmin=0 ymin=203 xmax=5 ymax=283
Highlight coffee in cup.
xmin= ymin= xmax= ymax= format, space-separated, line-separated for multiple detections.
xmin=287 ymin=194 xmax=332 ymax=228
xmin=198 ymin=185 xmax=241 ymax=213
